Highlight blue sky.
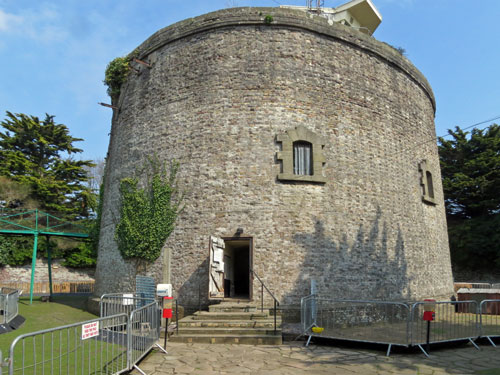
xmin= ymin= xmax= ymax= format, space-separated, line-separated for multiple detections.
xmin=1 ymin=0 xmax=499 ymax=160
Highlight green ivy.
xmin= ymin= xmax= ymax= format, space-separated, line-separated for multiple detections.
xmin=103 ymin=56 xmax=130 ymax=99
xmin=115 ymin=158 xmax=181 ymax=263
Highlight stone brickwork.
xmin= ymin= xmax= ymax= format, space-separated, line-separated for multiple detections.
xmin=95 ymin=7 xmax=454 ymax=315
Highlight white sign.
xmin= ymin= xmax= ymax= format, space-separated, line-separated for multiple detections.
xmin=123 ymin=293 xmax=134 ymax=305
xmin=157 ymin=284 xmax=172 ymax=297
xmin=81 ymin=321 xmax=99 ymax=340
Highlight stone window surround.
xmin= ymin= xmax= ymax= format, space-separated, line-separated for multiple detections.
xmin=419 ymin=160 xmax=437 ymax=205
xmin=276 ymin=125 xmax=326 ymax=183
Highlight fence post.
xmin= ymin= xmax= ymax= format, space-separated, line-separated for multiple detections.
xmin=127 ymin=311 xmax=133 ymax=371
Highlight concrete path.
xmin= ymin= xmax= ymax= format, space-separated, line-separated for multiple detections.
xmin=132 ymin=341 xmax=500 ymax=375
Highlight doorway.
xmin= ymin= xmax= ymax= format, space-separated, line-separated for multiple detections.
xmin=222 ymin=237 xmax=252 ymax=300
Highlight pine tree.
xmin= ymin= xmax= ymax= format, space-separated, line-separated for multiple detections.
xmin=0 ymin=111 xmax=95 ymax=217
xmin=438 ymin=124 xmax=500 ymax=268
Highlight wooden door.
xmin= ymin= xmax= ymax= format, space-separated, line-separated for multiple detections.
xmin=208 ymin=236 xmax=225 ymax=299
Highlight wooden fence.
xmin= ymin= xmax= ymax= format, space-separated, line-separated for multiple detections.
xmin=0 ymin=280 xmax=95 ymax=295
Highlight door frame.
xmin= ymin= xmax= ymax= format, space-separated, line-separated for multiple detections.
xmin=222 ymin=236 xmax=253 ymax=301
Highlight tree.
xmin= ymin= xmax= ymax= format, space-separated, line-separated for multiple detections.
xmin=0 ymin=111 xmax=95 ymax=217
xmin=438 ymin=124 xmax=500 ymax=269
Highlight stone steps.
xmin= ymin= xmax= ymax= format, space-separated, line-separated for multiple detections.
xmin=169 ymin=302 xmax=282 ymax=345
xmin=193 ymin=311 xmax=270 ymax=320
xmin=169 ymin=334 xmax=283 ymax=345
xmin=172 ymin=327 xmax=280 ymax=335
xmin=178 ymin=318 xmax=278 ymax=329
xmin=208 ymin=303 xmax=257 ymax=313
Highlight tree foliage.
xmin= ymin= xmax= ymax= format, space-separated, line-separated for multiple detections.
xmin=0 ymin=111 xmax=95 ymax=217
xmin=115 ymin=158 xmax=182 ymax=265
xmin=438 ymin=124 xmax=500 ymax=269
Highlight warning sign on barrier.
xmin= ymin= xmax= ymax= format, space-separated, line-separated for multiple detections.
xmin=82 ymin=321 xmax=99 ymax=340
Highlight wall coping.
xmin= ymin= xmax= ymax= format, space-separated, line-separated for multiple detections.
xmin=132 ymin=7 xmax=436 ymax=113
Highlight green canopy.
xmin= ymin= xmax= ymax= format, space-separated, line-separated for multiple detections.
xmin=0 ymin=209 xmax=89 ymax=303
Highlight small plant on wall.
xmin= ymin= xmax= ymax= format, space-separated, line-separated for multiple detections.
xmin=103 ymin=56 xmax=130 ymax=102
xmin=264 ymin=14 xmax=273 ymax=24
xmin=115 ymin=157 xmax=182 ymax=271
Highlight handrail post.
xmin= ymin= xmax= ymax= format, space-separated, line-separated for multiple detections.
xmin=176 ymin=299 xmax=179 ymax=335
xmin=261 ymin=284 xmax=264 ymax=312
xmin=274 ymin=299 xmax=277 ymax=335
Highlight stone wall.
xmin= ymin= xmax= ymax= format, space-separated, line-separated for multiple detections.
xmin=0 ymin=259 xmax=94 ymax=284
xmin=95 ymin=7 xmax=454 ymax=313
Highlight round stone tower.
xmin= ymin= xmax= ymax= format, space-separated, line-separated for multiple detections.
xmin=95 ymin=7 xmax=454 ymax=314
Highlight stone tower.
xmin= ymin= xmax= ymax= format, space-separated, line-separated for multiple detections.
xmin=95 ymin=7 xmax=454 ymax=316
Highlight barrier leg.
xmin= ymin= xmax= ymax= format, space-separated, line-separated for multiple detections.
xmin=305 ymin=335 xmax=313 ymax=347
xmin=386 ymin=344 xmax=392 ymax=357
xmin=133 ymin=364 xmax=147 ymax=375
xmin=486 ymin=336 xmax=497 ymax=348
xmin=469 ymin=338 xmax=480 ymax=351
xmin=155 ymin=343 xmax=168 ymax=354
xmin=417 ymin=344 xmax=430 ymax=358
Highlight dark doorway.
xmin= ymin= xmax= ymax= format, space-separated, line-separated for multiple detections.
xmin=223 ymin=238 xmax=252 ymax=300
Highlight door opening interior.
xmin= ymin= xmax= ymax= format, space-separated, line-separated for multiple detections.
xmin=209 ymin=236 xmax=252 ymax=300
xmin=223 ymin=238 xmax=251 ymax=299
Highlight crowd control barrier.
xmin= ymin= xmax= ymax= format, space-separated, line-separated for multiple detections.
xmin=300 ymin=295 xmax=500 ymax=357
xmin=301 ymin=296 xmax=410 ymax=355
xmin=480 ymin=299 xmax=500 ymax=347
xmin=100 ymin=293 xmax=156 ymax=318
xmin=8 ymin=313 xmax=129 ymax=375
xmin=410 ymin=300 xmax=479 ymax=356
xmin=0 ymin=288 xmax=20 ymax=325
xmin=4 ymin=299 xmax=165 ymax=375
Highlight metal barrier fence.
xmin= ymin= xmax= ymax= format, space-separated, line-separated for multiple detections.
xmin=301 ymin=296 xmax=410 ymax=355
xmin=8 ymin=313 xmax=130 ymax=375
xmin=0 ymin=288 xmax=20 ymax=325
xmin=480 ymin=299 xmax=500 ymax=347
xmin=410 ymin=301 xmax=479 ymax=356
xmin=5 ymin=298 xmax=166 ymax=375
xmin=300 ymin=296 xmax=500 ymax=356
xmin=100 ymin=293 xmax=156 ymax=318
xmin=127 ymin=301 xmax=164 ymax=373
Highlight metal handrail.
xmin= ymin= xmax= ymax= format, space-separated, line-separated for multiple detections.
xmin=250 ymin=268 xmax=280 ymax=335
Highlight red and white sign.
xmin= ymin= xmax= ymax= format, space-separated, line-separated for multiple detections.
xmin=81 ymin=321 xmax=99 ymax=340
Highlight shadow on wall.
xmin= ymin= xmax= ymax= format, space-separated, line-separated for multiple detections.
xmin=286 ymin=207 xmax=411 ymax=306
xmin=177 ymin=257 xmax=209 ymax=313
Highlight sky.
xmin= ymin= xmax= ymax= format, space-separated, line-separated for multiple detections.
xmin=0 ymin=0 xmax=499 ymax=161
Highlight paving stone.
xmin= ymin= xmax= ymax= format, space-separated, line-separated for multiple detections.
xmin=132 ymin=342 xmax=500 ymax=374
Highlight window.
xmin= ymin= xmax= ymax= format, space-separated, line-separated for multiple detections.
xmin=276 ymin=126 xmax=326 ymax=183
xmin=293 ymin=141 xmax=313 ymax=176
xmin=419 ymin=160 xmax=436 ymax=205
xmin=426 ymin=171 xmax=434 ymax=199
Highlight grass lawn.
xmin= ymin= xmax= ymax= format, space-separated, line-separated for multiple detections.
xmin=0 ymin=296 xmax=129 ymax=375
xmin=0 ymin=296 xmax=152 ymax=374
xmin=0 ymin=295 xmax=98 ymax=356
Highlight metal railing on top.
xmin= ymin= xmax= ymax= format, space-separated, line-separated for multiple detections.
xmin=250 ymin=268 xmax=280 ymax=335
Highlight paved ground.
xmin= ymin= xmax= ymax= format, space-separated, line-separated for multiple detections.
xmin=132 ymin=340 xmax=500 ymax=375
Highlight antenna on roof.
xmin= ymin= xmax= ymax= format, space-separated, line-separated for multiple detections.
xmin=306 ymin=0 xmax=324 ymax=13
